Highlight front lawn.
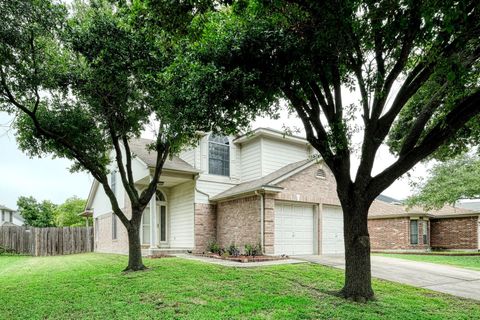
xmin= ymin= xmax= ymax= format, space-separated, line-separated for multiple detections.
xmin=376 ymin=253 xmax=480 ymax=271
xmin=0 ymin=254 xmax=479 ymax=319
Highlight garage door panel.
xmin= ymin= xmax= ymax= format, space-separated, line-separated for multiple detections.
xmin=275 ymin=203 xmax=314 ymax=255
xmin=321 ymin=206 xmax=344 ymax=255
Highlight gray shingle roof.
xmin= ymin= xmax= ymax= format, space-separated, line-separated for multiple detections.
xmin=129 ymin=138 xmax=200 ymax=174
xmin=211 ymin=159 xmax=313 ymax=201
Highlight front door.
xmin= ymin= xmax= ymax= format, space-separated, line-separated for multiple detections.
xmin=156 ymin=205 xmax=167 ymax=244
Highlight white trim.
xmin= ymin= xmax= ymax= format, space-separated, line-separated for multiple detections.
xmin=212 ymin=185 xmax=283 ymax=202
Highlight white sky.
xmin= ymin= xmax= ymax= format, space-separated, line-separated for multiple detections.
xmin=0 ymin=97 xmax=428 ymax=209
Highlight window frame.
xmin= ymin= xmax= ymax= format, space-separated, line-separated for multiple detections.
xmin=208 ymin=134 xmax=230 ymax=177
xmin=422 ymin=221 xmax=428 ymax=244
xmin=410 ymin=220 xmax=419 ymax=245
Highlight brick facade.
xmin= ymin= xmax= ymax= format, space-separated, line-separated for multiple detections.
xmin=369 ymin=218 xmax=430 ymax=251
xmin=194 ymin=203 xmax=217 ymax=253
xmin=274 ymin=163 xmax=340 ymax=206
xmin=216 ymin=195 xmax=261 ymax=253
xmin=430 ymin=217 xmax=479 ymax=250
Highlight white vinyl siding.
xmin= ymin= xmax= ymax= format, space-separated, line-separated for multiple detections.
xmin=262 ymin=138 xmax=310 ymax=176
xmin=194 ymin=180 xmax=237 ymax=203
xmin=240 ymin=140 xmax=262 ymax=181
xmin=321 ymin=206 xmax=344 ymax=255
xmin=169 ymin=181 xmax=194 ymax=248
xmin=179 ymin=148 xmax=196 ymax=167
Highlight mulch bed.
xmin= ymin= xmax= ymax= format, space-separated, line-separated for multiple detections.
xmin=196 ymin=253 xmax=288 ymax=263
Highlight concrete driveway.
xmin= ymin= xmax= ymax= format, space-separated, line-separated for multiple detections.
xmin=297 ymin=255 xmax=480 ymax=301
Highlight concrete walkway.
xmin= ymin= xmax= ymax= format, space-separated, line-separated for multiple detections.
xmin=176 ymin=254 xmax=306 ymax=268
xmin=297 ymin=255 xmax=480 ymax=301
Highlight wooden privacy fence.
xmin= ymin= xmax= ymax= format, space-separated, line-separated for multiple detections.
xmin=0 ymin=226 xmax=93 ymax=256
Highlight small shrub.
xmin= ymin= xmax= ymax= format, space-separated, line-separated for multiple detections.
xmin=244 ymin=243 xmax=262 ymax=256
xmin=227 ymin=244 xmax=240 ymax=257
xmin=207 ymin=241 xmax=223 ymax=255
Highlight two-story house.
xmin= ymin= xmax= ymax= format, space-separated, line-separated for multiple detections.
xmin=0 ymin=205 xmax=23 ymax=226
xmin=87 ymin=127 xmax=480 ymax=256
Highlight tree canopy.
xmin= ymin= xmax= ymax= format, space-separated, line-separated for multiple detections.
xmin=17 ymin=196 xmax=56 ymax=227
xmin=407 ymin=154 xmax=480 ymax=209
xmin=54 ymin=196 xmax=88 ymax=227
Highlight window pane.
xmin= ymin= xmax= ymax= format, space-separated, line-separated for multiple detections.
xmin=160 ymin=206 xmax=166 ymax=242
xmin=143 ymin=226 xmax=150 ymax=244
xmin=208 ymin=135 xmax=230 ymax=176
xmin=410 ymin=220 xmax=418 ymax=245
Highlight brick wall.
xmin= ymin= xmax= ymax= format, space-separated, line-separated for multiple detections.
xmin=369 ymin=218 xmax=430 ymax=251
xmin=430 ymin=217 xmax=479 ymax=250
xmin=194 ymin=203 xmax=217 ymax=253
xmin=216 ymin=195 xmax=261 ymax=253
xmin=95 ymin=212 xmax=129 ymax=254
xmin=94 ymin=192 xmax=131 ymax=254
xmin=274 ymin=163 xmax=341 ymax=206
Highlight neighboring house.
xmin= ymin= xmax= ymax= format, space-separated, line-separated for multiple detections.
xmin=369 ymin=199 xmax=480 ymax=252
xmin=86 ymin=127 xmax=479 ymax=256
xmin=457 ymin=200 xmax=480 ymax=212
xmin=0 ymin=205 xmax=24 ymax=226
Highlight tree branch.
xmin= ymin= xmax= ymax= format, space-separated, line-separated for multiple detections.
xmin=369 ymin=89 xmax=480 ymax=197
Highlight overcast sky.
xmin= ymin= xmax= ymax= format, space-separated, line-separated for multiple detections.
xmin=0 ymin=104 xmax=428 ymax=210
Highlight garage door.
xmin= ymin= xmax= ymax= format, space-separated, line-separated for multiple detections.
xmin=322 ymin=206 xmax=344 ymax=254
xmin=274 ymin=203 xmax=315 ymax=255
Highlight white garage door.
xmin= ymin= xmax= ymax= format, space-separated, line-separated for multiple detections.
xmin=322 ymin=206 xmax=344 ymax=254
xmin=274 ymin=203 xmax=315 ymax=255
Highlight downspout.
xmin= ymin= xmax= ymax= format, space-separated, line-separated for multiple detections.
xmin=255 ymin=190 xmax=265 ymax=254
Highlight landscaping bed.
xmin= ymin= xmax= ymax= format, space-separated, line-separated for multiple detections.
xmin=195 ymin=253 xmax=288 ymax=263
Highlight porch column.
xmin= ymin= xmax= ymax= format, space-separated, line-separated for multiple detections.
xmin=149 ymin=189 xmax=158 ymax=249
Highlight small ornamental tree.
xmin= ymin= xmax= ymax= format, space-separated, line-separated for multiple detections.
xmin=407 ymin=155 xmax=480 ymax=209
xmin=0 ymin=0 xmax=260 ymax=271
xmin=168 ymin=0 xmax=480 ymax=300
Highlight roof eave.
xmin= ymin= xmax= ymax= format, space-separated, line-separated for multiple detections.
xmin=211 ymin=185 xmax=284 ymax=202
xmin=233 ymin=128 xmax=309 ymax=145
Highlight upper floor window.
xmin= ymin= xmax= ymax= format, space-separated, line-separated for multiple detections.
xmin=111 ymin=171 xmax=117 ymax=196
xmin=208 ymin=134 xmax=230 ymax=176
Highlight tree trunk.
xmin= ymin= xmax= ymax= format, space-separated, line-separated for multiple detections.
xmin=124 ymin=221 xmax=146 ymax=272
xmin=340 ymin=201 xmax=374 ymax=302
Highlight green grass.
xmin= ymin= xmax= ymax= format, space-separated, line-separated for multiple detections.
xmin=0 ymin=254 xmax=479 ymax=319
xmin=376 ymin=253 xmax=480 ymax=271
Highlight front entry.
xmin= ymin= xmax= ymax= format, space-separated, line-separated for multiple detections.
xmin=141 ymin=190 xmax=168 ymax=246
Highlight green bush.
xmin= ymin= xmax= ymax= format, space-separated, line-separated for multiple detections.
xmin=244 ymin=243 xmax=262 ymax=256
xmin=207 ymin=241 xmax=223 ymax=254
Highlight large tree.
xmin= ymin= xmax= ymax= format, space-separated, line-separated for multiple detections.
xmin=54 ymin=196 xmax=89 ymax=227
xmin=170 ymin=0 xmax=480 ymax=300
xmin=407 ymin=154 xmax=480 ymax=209
xmin=17 ymin=196 xmax=56 ymax=227
xmin=0 ymin=0 xmax=256 ymax=271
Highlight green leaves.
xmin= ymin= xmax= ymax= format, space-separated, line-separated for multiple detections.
xmin=407 ymin=154 xmax=480 ymax=209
